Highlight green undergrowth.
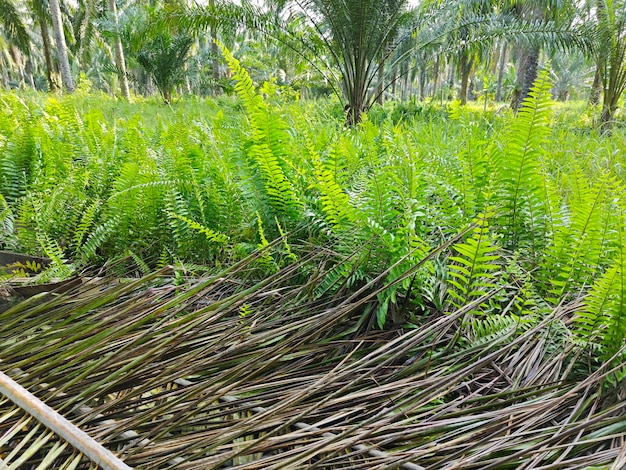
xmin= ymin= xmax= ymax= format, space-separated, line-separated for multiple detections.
xmin=1 ymin=64 xmax=626 ymax=372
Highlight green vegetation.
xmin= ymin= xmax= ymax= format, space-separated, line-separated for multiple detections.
xmin=1 ymin=65 xmax=625 ymax=354
xmin=1 ymin=0 xmax=626 ymax=467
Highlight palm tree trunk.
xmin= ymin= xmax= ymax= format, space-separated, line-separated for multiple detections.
xmin=25 ymin=56 xmax=36 ymax=89
xmin=9 ymin=45 xmax=25 ymax=87
xmin=432 ymin=57 xmax=440 ymax=99
xmin=49 ymin=0 xmax=74 ymax=93
xmin=589 ymin=67 xmax=602 ymax=106
xmin=511 ymin=47 xmax=539 ymax=111
xmin=376 ymin=59 xmax=385 ymax=105
xmin=0 ymin=52 xmax=9 ymax=89
xmin=39 ymin=19 xmax=58 ymax=91
xmin=108 ymin=0 xmax=130 ymax=100
xmin=458 ymin=52 xmax=472 ymax=105
xmin=209 ymin=0 xmax=221 ymax=95
xmin=495 ymin=42 xmax=507 ymax=102
xmin=600 ymin=103 xmax=616 ymax=134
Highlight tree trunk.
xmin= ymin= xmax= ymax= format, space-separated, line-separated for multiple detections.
xmin=511 ymin=47 xmax=539 ymax=111
xmin=376 ymin=59 xmax=385 ymax=105
xmin=0 ymin=53 xmax=9 ymax=89
xmin=458 ymin=52 xmax=473 ymax=105
xmin=495 ymin=42 xmax=508 ymax=102
xmin=209 ymin=0 xmax=221 ymax=95
xmin=401 ymin=70 xmax=410 ymax=101
xmin=49 ymin=0 xmax=74 ymax=93
xmin=432 ymin=57 xmax=440 ymax=99
xmin=108 ymin=0 xmax=130 ymax=100
xmin=600 ymin=104 xmax=616 ymax=134
xmin=9 ymin=46 xmax=25 ymax=88
xmin=418 ymin=67 xmax=426 ymax=100
xmin=39 ymin=19 xmax=59 ymax=92
xmin=25 ymin=57 xmax=36 ymax=89
xmin=600 ymin=85 xmax=620 ymax=134
xmin=589 ymin=67 xmax=602 ymax=106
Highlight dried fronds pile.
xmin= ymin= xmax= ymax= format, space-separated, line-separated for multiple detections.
xmin=0 ymin=248 xmax=625 ymax=469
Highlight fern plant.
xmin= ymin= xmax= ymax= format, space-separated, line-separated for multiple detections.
xmin=544 ymin=171 xmax=618 ymax=304
xmin=309 ymin=142 xmax=355 ymax=229
xmin=217 ymin=42 xmax=302 ymax=224
xmin=446 ymin=211 xmax=501 ymax=314
xmin=492 ymin=69 xmax=552 ymax=259
xmin=576 ymin=210 xmax=626 ymax=360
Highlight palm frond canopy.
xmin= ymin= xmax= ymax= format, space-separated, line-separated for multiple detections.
xmin=0 ymin=0 xmax=30 ymax=53
xmin=170 ymin=0 xmax=585 ymax=125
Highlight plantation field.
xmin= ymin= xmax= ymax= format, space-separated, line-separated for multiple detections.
xmin=3 ymin=64 xmax=626 ymax=467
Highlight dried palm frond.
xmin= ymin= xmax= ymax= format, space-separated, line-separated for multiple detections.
xmin=0 ymin=243 xmax=624 ymax=469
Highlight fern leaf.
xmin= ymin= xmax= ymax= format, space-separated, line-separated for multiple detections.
xmin=217 ymin=41 xmax=301 ymax=219
xmin=546 ymin=171 xmax=613 ymax=303
xmin=447 ymin=212 xmax=501 ymax=312
xmin=579 ymin=223 xmax=626 ymax=359
xmin=309 ymin=143 xmax=354 ymax=229
xmin=167 ymin=212 xmax=228 ymax=244
xmin=73 ymin=199 xmax=100 ymax=250
xmin=493 ymin=69 xmax=552 ymax=255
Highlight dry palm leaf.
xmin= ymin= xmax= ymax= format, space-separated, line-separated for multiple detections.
xmin=0 ymin=243 xmax=624 ymax=469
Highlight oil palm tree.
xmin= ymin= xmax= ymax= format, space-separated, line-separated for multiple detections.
xmin=593 ymin=0 xmax=626 ymax=131
xmin=49 ymin=0 xmax=74 ymax=92
xmin=0 ymin=0 xmax=30 ymax=88
xmin=108 ymin=0 xmax=131 ymax=99
xmin=0 ymin=0 xmax=29 ymax=54
xmin=27 ymin=0 xmax=60 ymax=91
xmin=507 ymin=0 xmax=576 ymax=110
xmin=180 ymin=0 xmax=582 ymax=125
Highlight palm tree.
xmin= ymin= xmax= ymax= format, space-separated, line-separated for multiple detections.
xmin=453 ymin=1 xmax=496 ymax=105
xmin=593 ymin=0 xmax=626 ymax=131
xmin=179 ymin=0 xmax=415 ymax=124
xmin=181 ymin=0 xmax=581 ymax=125
xmin=49 ymin=0 xmax=74 ymax=92
xmin=507 ymin=0 xmax=576 ymax=110
xmin=108 ymin=0 xmax=131 ymax=99
xmin=0 ymin=0 xmax=30 ymax=88
xmin=0 ymin=0 xmax=29 ymax=54
xmin=27 ymin=0 xmax=60 ymax=91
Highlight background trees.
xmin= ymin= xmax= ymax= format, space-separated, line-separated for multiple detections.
xmin=592 ymin=0 xmax=626 ymax=131
xmin=0 ymin=0 xmax=622 ymax=128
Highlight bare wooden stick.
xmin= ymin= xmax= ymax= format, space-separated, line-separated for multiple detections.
xmin=0 ymin=370 xmax=132 ymax=470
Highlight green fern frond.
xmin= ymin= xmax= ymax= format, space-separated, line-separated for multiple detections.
xmin=447 ymin=212 xmax=501 ymax=313
xmin=309 ymin=143 xmax=354 ymax=229
xmin=156 ymin=247 xmax=170 ymax=269
xmin=256 ymin=213 xmax=277 ymax=273
xmin=0 ymin=193 xmax=17 ymax=250
xmin=78 ymin=216 xmax=121 ymax=264
xmin=35 ymin=233 xmax=74 ymax=282
xmin=578 ymin=219 xmax=626 ymax=358
xmin=73 ymin=199 xmax=100 ymax=250
xmin=275 ymin=217 xmax=297 ymax=263
xmin=126 ymin=249 xmax=152 ymax=276
xmin=546 ymin=171 xmax=613 ymax=303
xmin=217 ymin=41 xmax=301 ymax=219
xmin=494 ymin=69 xmax=552 ymax=255
xmin=167 ymin=212 xmax=229 ymax=244
xmin=463 ymin=314 xmax=518 ymax=348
